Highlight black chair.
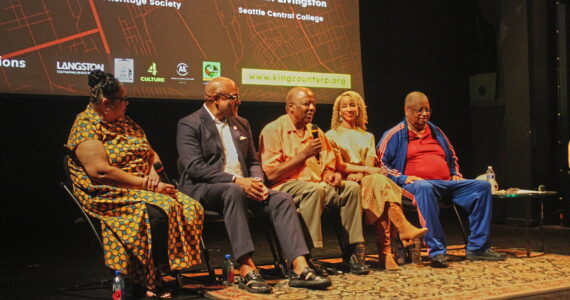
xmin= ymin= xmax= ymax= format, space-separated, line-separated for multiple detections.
xmin=176 ymin=158 xmax=289 ymax=281
xmin=61 ymin=154 xmax=104 ymax=253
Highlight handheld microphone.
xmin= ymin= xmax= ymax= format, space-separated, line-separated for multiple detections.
xmin=152 ymin=161 xmax=171 ymax=185
xmin=311 ymin=124 xmax=320 ymax=161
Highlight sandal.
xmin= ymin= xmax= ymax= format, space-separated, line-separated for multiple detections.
xmin=289 ymin=267 xmax=332 ymax=289
xmin=237 ymin=270 xmax=272 ymax=294
xmin=146 ymin=289 xmax=173 ymax=299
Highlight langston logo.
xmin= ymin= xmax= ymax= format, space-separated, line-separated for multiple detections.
xmin=0 ymin=56 xmax=26 ymax=68
xmin=140 ymin=62 xmax=165 ymax=83
xmin=114 ymin=58 xmax=134 ymax=83
xmin=56 ymin=61 xmax=104 ymax=75
xmin=202 ymin=61 xmax=220 ymax=81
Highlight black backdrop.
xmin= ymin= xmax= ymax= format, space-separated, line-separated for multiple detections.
xmin=0 ymin=0 xmax=499 ymax=229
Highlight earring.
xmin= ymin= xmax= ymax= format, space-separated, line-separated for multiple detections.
xmin=338 ymin=116 xmax=343 ymax=123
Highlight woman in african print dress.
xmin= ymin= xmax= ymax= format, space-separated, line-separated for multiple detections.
xmin=66 ymin=70 xmax=203 ymax=299
xmin=326 ymin=91 xmax=427 ymax=271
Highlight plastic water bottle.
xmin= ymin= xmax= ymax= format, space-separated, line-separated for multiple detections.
xmin=486 ymin=166 xmax=498 ymax=192
xmin=112 ymin=270 xmax=125 ymax=300
xmin=222 ymin=254 xmax=234 ymax=286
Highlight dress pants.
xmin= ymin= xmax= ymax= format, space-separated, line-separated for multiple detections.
xmin=276 ymin=180 xmax=364 ymax=248
xmin=201 ymin=182 xmax=309 ymax=263
xmin=403 ymin=179 xmax=492 ymax=257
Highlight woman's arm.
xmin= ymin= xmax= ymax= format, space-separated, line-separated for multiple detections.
xmin=75 ymin=140 xmax=174 ymax=195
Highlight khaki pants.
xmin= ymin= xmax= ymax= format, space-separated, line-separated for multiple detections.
xmin=276 ymin=180 xmax=364 ymax=248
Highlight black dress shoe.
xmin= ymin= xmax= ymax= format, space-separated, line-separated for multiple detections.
xmin=430 ymin=254 xmax=448 ymax=268
xmin=307 ymin=259 xmax=330 ymax=277
xmin=466 ymin=248 xmax=507 ymax=261
xmin=289 ymin=267 xmax=332 ymax=289
xmin=346 ymin=254 xmax=370 ymax=275
xmin=237 ymin=270 xmax=272 ymax=294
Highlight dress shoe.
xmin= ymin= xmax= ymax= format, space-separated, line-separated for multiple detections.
xmin=289 ymin=267 xmax=332 ymax=289
xmin=466 ymin=248 xmax=506 ymax=261
xmin=307 ymin=259 xmax=330 ymax=277
xmin=430 ymin=254 xmax=448 ymax=268
xmin=345 ymin=253 xmax=370 ymax=275
xmin=237 ymin=270 xmax=272 ymax=294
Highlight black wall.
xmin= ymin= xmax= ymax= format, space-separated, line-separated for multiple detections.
xmin=1 ymin=0 xmax=560 ymax=232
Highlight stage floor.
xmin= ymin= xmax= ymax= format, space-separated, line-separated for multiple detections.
xmin=1 ymin=210 xmax=569 ymax=299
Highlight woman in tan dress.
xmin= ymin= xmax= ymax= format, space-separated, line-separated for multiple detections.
xmin=66 ymin=70 xmax=203 ymax=298
xmin=326 ymin=91 xmax=427 ymax=270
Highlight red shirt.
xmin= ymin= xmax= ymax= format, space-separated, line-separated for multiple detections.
xmin=404 ymin=126 xmax=451 ymax=180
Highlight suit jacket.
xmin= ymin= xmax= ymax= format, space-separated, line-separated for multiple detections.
xmin=176 ymin=106 xmax=263 ymax=201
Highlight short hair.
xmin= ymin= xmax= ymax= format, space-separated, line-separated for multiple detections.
xmin=331 ymin=91 xmax=368 ymax=130
xmin=87 ymin=70 xmax=120 ymax=104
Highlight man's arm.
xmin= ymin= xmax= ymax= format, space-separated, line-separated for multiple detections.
xmin=176 ymin=118 xmax=233 ymax=183
xmin=376 ymin=129 xmax=408 ymax=185
xmin=259 ymin=125 xmax=320 ymax=184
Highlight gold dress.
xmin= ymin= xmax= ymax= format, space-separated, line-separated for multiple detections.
xmin=66 ymin=105 xmax=204 ymax=289
xmin=326 ymin=126 xmax=402 ymax=224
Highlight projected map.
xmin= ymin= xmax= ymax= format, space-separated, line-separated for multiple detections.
xmin=0 ymin=0 xmax=363 ymax=103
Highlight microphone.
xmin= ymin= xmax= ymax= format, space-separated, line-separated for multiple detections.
xmin=153 ymin=161 xmax=171 ymax=184
xmin=311 ymin=124 xmax=320 ymax=161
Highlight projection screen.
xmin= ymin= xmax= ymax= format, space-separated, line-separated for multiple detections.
xmin=0 ymin=0 xmax=363 ymax=103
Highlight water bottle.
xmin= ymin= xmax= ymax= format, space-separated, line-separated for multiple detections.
xmin=112 ymin=270 xmax=125 ymax=300
xmin=485 ymin=166 xmax=498 ymax=193
xmin=412 ymin=239 xmax=422 ymax=265
xmin=221 ymin=254 xmax=234 ymax=286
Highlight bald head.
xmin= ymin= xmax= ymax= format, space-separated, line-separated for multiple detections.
xmin=286 ymin=87 xmax=314 ymax=105
xmin=204 ymin=76 xmax=235 ymax=100
xmin=404 ymin=91 xmax=431 ymax=131
xmin=404 ymin=91 xmax=429 ymax=107
xmin=286 ymin=86 xmax=316 ymax=129
xmin=203 ymin=76 xmax=240 ymax=119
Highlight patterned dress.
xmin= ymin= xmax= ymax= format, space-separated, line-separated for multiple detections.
xmin=66 ymin=105 xmax=204 ymax=290
xmin=326 ymin=126 xmax=403 ymax=224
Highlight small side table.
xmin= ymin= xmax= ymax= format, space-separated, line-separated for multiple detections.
xmin=492 ymin=190 xmax=557 ymax=257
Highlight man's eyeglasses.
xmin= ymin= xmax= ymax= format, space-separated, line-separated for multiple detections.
xmin=215 ymin=94 xmax=240 ymax=102
xmin=407 ymin=107 xmax=432 ymax=114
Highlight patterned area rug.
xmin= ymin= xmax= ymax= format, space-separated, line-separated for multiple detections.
xmin=199 ymin=252 xmax=570 ymax=300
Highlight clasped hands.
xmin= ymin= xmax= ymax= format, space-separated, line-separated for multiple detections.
xmin=142 ymin=173 xmax=178 ymax=199
xmin=235 ymin=177 xmax=269 ymax=202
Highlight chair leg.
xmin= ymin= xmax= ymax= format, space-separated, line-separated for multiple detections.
xmin=200 ymin=237 xmax=217 ymax=284
xmin=452 ymin=204 xmax=469 ymax=248
xmin=325 ymin=207 xmax=349 ymax=258
xmin=264 ymin=226 xmax=289 ymax=277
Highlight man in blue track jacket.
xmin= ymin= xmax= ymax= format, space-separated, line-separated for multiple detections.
xmin=377 ymin=91 xmax=505 ymax=268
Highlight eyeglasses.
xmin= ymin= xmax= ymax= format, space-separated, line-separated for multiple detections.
xmin=406 ymin=107 xmax=432 ymax=114
xmin=215 ymin=94 xmax=240 ymax=102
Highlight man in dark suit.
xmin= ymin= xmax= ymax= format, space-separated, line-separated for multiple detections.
xmin=177 ymin=77 xmax=330 ymax=293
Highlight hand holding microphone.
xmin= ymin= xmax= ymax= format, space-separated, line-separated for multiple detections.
xmin=304 ymin=123 xmax=322 ymax=161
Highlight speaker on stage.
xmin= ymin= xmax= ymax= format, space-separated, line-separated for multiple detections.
xmin=469 ymin=72 xmax=497 ymax=104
